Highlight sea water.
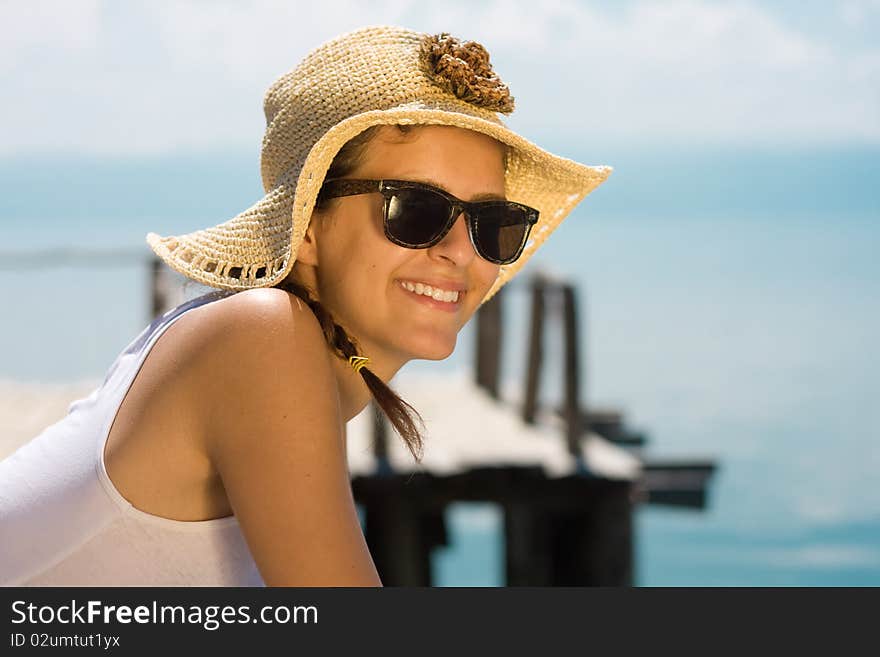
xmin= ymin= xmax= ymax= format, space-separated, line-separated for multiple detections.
xmin=1 ymin=145 xmax=877 ymax=586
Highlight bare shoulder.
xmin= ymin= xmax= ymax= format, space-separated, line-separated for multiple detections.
xmin=175 ymin=288 xmax=328 ymax=384
xmin=181 ymin=286 xmax=339 ymax=467
xmin=164 ymin=288 xmax=326 ymax=415
xmin=192 ymin=286 xmax=333 ymax=401
xmin=216 ymin=286 xmax=317 ymax=327
xmin=185 ymin=287 xmax=322 ymax=343
xmin=182 ymin=288 xmax=381 ymax=586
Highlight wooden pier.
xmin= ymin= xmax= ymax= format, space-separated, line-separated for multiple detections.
xmin=349 ymin=271 xmax=717 ymax=586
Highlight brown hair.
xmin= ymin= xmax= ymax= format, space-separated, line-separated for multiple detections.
xmin=273 ymin=124 xmax=427 ymax=462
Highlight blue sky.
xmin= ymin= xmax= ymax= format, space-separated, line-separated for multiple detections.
xmin=2 ymin=0 xmax=878 ymax=156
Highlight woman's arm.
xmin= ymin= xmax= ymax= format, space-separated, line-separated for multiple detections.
xmin=192 ymin=288 xmax=382 ymax=587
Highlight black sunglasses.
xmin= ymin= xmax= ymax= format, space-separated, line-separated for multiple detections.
xmin=317 ymin=178 xmax=539 ymax=265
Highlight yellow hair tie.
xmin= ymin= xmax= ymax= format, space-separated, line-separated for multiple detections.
xmin=348 ymin=355 xmax=370 ymax=374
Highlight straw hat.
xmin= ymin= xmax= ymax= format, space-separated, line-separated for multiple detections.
xmin=146 ymin=25 xmax=612 ymax=305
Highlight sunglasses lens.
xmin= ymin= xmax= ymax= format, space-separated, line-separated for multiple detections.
xmin=473 ymin=204 xmax=533 ymax=264
xmin=386 ymin=188 xmax=452 ymax=246
xmin=383 ymin=184 xmax=535 ymax=264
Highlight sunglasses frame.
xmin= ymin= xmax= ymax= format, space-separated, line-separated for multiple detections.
xmin=317 ymin=178 xmax=540 ymax=265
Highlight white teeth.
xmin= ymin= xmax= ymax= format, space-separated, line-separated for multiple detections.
xmin=400 ymin=281 xmax=460 ymax=303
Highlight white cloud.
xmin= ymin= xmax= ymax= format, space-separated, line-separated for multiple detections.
xmin=0 ymin=0 xmax=878 ymax=155
xmin=0 ymin=1 xmax=100 ymax=74
xmin=841 ymin=0 xmax=880 ymax=28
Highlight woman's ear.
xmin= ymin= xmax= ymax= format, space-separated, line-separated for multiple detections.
xmin=295 ymin=217 xmax=320 ymax=267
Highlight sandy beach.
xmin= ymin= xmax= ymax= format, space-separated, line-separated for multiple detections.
xmin=0 ymin=378 xmax=100 ymax=460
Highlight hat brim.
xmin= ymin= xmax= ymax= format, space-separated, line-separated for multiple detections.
xmin=147 ymin=104 xmax=612 ymax=304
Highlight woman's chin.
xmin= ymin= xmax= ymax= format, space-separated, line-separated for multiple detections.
xmin=406 ymin=336 xmax=457 ymax=361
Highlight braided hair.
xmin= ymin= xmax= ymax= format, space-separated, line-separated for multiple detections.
xmin=274 ymin=124 xmax=426 ymax=462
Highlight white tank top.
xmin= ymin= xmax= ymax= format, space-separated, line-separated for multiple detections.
xmin=0 ymin=289 xmax=265 ymax=586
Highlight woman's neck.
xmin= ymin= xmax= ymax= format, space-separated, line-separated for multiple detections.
xmin=282 ymin=267 xmax=407 ymax=422
xmin=330 ymin=351 xmax=406 ymax=423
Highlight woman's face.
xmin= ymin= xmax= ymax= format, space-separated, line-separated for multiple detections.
xmin=304 ymin=124 xmax=505 ymax=364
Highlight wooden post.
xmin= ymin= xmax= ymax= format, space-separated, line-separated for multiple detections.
xmin=522 ymin=275 xmax=546 ymax=424
xmin=503 ymin=501 xmax=554 ymax=585
xmin=364 ymin=496 xmax=432 ymax=586
xmin=370 ymin=400 xmax=392 ymax=475
xmin=548 ymin=484 xmax=634 ymax=586
xmin=475 ymin=286 xmax=503 ymax=399
xmin=562 ymin=284 xmax=583 ymax=458
xmin=150 ymin=256 xmax=167 ymax=319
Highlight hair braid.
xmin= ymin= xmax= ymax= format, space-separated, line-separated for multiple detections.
xmin=281 ymin=279 xmax=361 ymax=361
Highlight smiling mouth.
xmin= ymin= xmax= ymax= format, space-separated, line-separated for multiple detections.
xmin=397 ymin=281 xmax=464 ymax=311
xmin=398 ymin=280 xmax=463 ymax=303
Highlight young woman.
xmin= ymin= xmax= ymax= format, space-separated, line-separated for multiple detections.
xmin=0 ymin=26 xmax=611 ymax=586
